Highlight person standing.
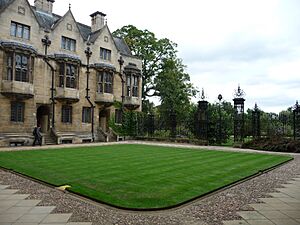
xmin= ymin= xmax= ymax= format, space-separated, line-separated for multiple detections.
xmin=32 ymin=125 xmax=42 ymax=146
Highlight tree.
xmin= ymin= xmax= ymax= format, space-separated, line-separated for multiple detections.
xmin=206 ymin=101 xmax=234 ymax=143
xmin=155 ymin=58 xmax=196 ymax=120
xmin=113 ymin=25 xmax=177 ymax=99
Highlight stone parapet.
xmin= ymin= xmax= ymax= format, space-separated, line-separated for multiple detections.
xmin=55 ymin=87 xmax=80 ymax=102
xmin=124 ymin=96 xmax=141 ymax=109
xmin=1 ymin=80 xmax=34 ymax=99
xmin=95 ymin=92 xmax=114 ymax=104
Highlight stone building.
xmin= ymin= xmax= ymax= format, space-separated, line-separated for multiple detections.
xmin=0 ymin=0 xmax=142 ymax=146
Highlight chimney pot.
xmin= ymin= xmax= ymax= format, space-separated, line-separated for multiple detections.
xmin=90 ymin=11 xmax=106 ymax=32
xmin=34 ymin=0 xmax=55 ymax=14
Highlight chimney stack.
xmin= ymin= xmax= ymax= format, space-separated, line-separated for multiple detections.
xmin=34 ymin=0 xmax=55 ymax=14
xmin=90 ymin=11 xmax=106 ymax=32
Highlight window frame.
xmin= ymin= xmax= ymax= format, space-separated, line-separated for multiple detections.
xmin=58 ymin=62 xmax=78 ymax=89
xmin=82 ymin=107 xmax=92 ymax=123
xmin=126 ymin=75 xmax=131 ymax=97
xmin=125 ymin=74 xmax=140 ymax=97
xmin=61 ymin=105 xmax=72 ymax=123
xmin=5 ymin=51 xmax=32 ymax=83
xmin=100 ymin=48 xmax=111 ymax=61
xmin=97 ymin=71 xmax=113 ymax=94
xmin=10 ymin=21 xmax=30 ymax=40
xmin=61 ymin=36 xmax=76 ymax=51
xmin=132 ymin=75 xmax=139 ymax=97
xmin=115 ymin=109 xmax=122 ymax=124
xmin=11 ymin=102 xmax=25 ymax=122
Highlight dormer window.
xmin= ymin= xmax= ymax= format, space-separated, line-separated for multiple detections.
xmin=100 ymin=48 xmax=111 ymax=61
xmin=61 ymin=36 xmax=76 ymax=51
xmin=10 ymin=21 xmax=30 ymax=40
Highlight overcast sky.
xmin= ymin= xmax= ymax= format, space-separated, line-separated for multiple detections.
xmin=29 ymin=0 xmax=300 ymax=113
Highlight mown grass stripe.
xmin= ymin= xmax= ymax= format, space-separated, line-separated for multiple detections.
xmin=0 ymin=144 xmax=292 ymax=209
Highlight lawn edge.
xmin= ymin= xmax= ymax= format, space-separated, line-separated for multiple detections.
xmin=0 ymin=156 xmax=293 ymax=211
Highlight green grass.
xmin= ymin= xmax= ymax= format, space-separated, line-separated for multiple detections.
xmin=0 ymin=144 xmax=292 ymax=209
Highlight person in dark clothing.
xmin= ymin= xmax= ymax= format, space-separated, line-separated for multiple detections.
xmin=32 ymin=125 xmax=42 ymax=146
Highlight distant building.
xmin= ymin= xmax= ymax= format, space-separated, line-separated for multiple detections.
xmin=0 ymin=0 xmax=142 ymax=146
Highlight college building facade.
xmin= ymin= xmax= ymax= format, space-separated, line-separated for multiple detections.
xmin=0 ymin=0 xmax=142 ymax=146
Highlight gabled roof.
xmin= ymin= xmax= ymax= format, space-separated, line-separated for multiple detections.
xmin=33 ymin=8 xmax=61 ymax=30
xmin=0 ymin=0 xmax=13 ymax=12
xmin=0 ymin=0 xmax=41 ymax=26
xmin=51 ymin=9 xmax=86 ymax=41
xmin=88 ymin=28 xmax=104 ymax=43
xmin=114 ymin=37 xmax=132 ymax=56
xmin=0 ymin=0 xmax=134 ymax=57
xmin=77 ymin=22 xmax=92 ymax=41
xmin=88 ymin=25 xmax=132 ymax=56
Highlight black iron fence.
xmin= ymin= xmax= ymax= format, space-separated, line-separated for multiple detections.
xmin=116 ymin=101 xmax=299 ymax=144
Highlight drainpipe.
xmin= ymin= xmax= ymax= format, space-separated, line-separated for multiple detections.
xmin=84 ymin=44 xmax=95 ymax=142
xmin=118 ymin=56 xmax=125 ymax=115
xmin=41 ymin=35 xmax=55 ymax=129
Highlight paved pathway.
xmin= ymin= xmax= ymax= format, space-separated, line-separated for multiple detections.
xmin=223 ymin=175 xmax=300 ymax=225
xmin=0 ymin=184 xmax=92 ymax=225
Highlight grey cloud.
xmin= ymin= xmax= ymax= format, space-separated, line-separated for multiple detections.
xmin=181 ymin=38 xmax=293 ymax=64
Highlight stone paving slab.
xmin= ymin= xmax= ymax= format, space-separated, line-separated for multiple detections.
xmin=0 ymin=185 xmax=10 ymax=190
xmin=6 ymin=194 xmax=30 ymax=200
xmin=16 ymin=213 xmax=48 ymax=223
xmin=278 ymin=197 xmax=300 ymax=203
xmin=223 ymin=220 xmax=249 ymax=224
xmin=271 ymin=218 xmax=300 ymax=225
xmin=0 ymin=185 xmax=92 ymax=225
xmin=281 ymin=210 xmax=300 ymax=219
xmin=5 ymin=206 xmax=33 ymax=215
xmin=0 ymin=190 xmax=19 ymax=195
xmin=223 ymin=175 xmax=300 ymax=225
xmin=258 ymin=210 xmax=290 ymax=219
xmin=41 ymin=213 xmax=72 ymax=223
xmin=237 ymin=211 xmax=267 ymax=220
xmin=66 ymin=223 xmax=93 ymax=225
xmin=246 ymin=220 xmax=274 ymax=225
xmin=15 ymin=200 xmax=41 ymax=207
xmin=27 ymin=206 xmax=55 ymax=215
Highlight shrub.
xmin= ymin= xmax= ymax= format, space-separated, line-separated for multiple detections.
xmin=242 ymin=137 xmax=300 ymax=153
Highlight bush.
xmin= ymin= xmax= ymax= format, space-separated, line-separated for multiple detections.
xmin=242 ymin=137 xmax=300 ymax=153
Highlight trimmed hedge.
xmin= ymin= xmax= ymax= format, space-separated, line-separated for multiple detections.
xmin=242 ymin=137 xmax=300 ymax=153
xmin=135 ymin=136 xmax=208 ymax=145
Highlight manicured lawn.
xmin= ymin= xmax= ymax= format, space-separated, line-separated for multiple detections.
xmin=0 ymin=144 xmax=292 ymax=209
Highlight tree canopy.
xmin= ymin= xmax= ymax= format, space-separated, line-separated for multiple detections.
xmin=113 ymin=25 xmax=195 ymax=103
xmin=155 ymin=58 xmax=196 ymax=120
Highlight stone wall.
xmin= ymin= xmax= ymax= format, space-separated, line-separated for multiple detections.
xmin=0 ymin=0 xmax=142 ymax=146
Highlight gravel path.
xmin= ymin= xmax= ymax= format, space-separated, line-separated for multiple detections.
xmin=0 ymin=142 xmax=299 ymax=225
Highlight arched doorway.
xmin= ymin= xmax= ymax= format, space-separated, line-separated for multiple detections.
xmin=99 ymin=109 xmax=110 ymax=132
xmin=37 ymin=105 xmax=50 ymax=133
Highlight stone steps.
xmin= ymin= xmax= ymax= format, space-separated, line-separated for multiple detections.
xmin=43 ymin=134 xmax=56 ymax=145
